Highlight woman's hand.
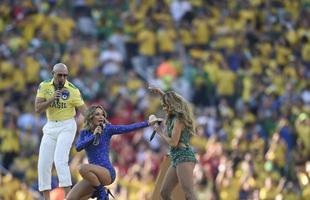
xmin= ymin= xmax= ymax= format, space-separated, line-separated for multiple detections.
xmin=152 ymin=122 xmax=167 ymax=140
xmin=153 ymin=122 xmax=162 ymax=132
xmin=148 ymin=86 xmax=165 ymax=96
xmin=93 ymin=125 xmax=103 ymax=134
xmin=148 ymin=114 xmax=163 ymax=126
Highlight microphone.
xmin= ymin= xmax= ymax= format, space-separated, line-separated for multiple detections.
xmin=150 ymin=121 xmax=162 ymax=141
xmin=56 ymin=82 xmax=64 ymax=104
xmin=93 ymin=123 xmax=103 ymax=146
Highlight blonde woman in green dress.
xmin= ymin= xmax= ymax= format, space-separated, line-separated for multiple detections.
xmin=149 ymin=86 xmax=198 ymax=200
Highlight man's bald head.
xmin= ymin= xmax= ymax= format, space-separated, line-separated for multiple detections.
xmin=52 ymin=63 xmax=68 ymax=73
xmin=52 ymin=63 xmax=69 ymax=85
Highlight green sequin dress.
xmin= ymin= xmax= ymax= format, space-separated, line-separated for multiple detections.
xmin=166 ymin=115 xmax=197 ymax=168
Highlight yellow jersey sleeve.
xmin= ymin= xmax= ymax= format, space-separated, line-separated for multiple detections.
xmin=36 ymin=82 xmax=46 ymax=98
xmin=71 ymin=89 xmax=85 ymax=107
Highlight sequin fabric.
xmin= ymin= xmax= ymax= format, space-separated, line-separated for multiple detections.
xmin=166 ymin=115 xmax=197 ymax=167
xmin=75 ymin=121 xmax=149 ymax=181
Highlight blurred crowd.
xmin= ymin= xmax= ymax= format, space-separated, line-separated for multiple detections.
xmin=0 ymin=0 xmax=310 ymax=199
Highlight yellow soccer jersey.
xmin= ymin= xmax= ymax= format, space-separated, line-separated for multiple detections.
xmin=137 ymin=29 xmax=156 ymax=56
xmin=36 ymin=79 xmax=85 ymax=121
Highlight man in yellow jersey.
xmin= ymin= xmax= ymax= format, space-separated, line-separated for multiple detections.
xmin=35 ymin=63 xmax=87 ymax=200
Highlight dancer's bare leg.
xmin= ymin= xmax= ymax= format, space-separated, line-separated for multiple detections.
xmin=160 ymin=166 xmax=178 ymax=200
xmin=176 ymin=162 xmax=197 ymax=200
xmin=66 ymin=180 xmax=94 ymax=200
xmin=63 ymin=186 xmax=71 ymax=196
xmin=42 ymin=190 xmax=50 ymax=200
xmin=78 ymin=164 xmax=112 ymax=185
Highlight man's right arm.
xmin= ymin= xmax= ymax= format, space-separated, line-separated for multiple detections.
xmin=35 ymin=97 xmax=54 ymax=113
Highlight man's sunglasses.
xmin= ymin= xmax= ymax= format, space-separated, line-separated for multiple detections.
xmin=56 ymin=73 xmax=68 ymax=77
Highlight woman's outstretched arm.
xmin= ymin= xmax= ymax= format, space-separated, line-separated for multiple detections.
xmin=105 ymin=121 xmax=150 ymax=136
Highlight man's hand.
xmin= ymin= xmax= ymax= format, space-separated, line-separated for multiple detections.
xmin=53 ymin=89 xmax=62 ymax=102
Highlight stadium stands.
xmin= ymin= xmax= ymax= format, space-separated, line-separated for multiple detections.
xmin=0 ymin=0 xmax=310 ymax=199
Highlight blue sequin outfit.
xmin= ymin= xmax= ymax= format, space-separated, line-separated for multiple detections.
xmin=75 ymin=121 xmax=149 ymax=182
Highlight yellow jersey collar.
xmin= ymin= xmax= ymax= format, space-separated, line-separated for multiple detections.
xmin=50 ymin=79 xmax=69 ymax=88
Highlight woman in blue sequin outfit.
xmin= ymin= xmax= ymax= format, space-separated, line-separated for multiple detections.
xmin=149 ymin=86 xmax=198 ymax=200
xmin=66 ymin=105 xmax=161 ymax=200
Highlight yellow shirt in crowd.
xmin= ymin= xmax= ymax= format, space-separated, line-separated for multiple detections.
xmin=179 ymin=27 xmax=194 ymax=47
xmin=0 ymin=61 xmax=14 ymax=90
xmin=193 ymin=17 xmax=209 ymax=45
xmin=25 ymin=56 xmax=40 ymax=83
xmin=157 ymin=28 xmax=176 ymax=53
xmin=137 ymin=29 xmax=157 ymax=56
xmin=54 ymin=16 xmax=75 ymax=43
xmin=36 ymin=79 xmax=84 ymax=121
xmin=216 ymin=69 xmax=236 ymax=96
xmin=302 ymin=42 xmax=310 ymax=62
xmin=80 ymin=46 xmax=98 ymax=71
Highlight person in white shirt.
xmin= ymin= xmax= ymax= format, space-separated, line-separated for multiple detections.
xmin=99 ymin=43 xmax=123 ymax=76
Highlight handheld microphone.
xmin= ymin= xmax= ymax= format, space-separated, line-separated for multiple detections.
xmin=56 ymin=82 xmax=64 ymax=104
xmin=93 ymin=123 xmax=104 ymax=146
xmin=150 ymin=121 xmax=162 ymax=141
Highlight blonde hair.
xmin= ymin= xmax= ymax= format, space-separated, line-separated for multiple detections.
xmin=84 ymin=105 xmax=108 ymax=131
xmin=162 ymin=91 xmax=196 ymax=135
